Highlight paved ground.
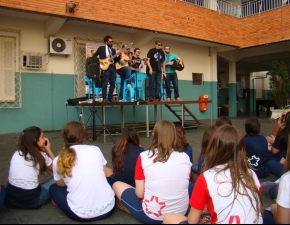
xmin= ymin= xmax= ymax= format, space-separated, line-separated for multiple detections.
xmin=0 ymin=112 xmax=276 ymax=224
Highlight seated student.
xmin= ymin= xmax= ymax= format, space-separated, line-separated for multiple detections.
xmin=49 ymin=121 xmax=115 ymax=222
xmin=243 ymin=117 xmax=270 ymax=178
xmin=5 ymin=127 xmax=55 ymax=209
xmin=163 ymin=125 xmax=263 ymax=224
xmin=112 ymin=120 xmax=193 ymax=224
xmin=110 ymin=127 xmax=145 ymax=187
xmin=175 ymin=123 xmax=193 ymax=163
xmin=215 ymin=116 xmax=232 ymax=127
xmin=267 ymin=112 xmax=290 ymax=163
xmin=192 ymin=126 xmax=217 ymax=180
xmin=263 ymin=137 xmax=290 ymax=224
xmin=0 ymin=183 xmax=6 ymax=212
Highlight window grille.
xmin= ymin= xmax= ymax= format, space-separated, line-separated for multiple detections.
xmin=0 ymin=27 xmax=21 ymax=108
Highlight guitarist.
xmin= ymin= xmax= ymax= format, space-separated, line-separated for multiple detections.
xmin=164 ymin=46 xmax=183 ymax=101
xmin=93 ymin=35 xmax=121 ymax=103
xmin=130 ymin=48 xmax=143 ymax=74
xmin=116 ymin=44 xmax=132 ymax=102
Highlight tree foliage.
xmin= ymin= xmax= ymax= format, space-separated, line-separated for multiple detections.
xmin=268 ymin=60 xmax=290 ymax=108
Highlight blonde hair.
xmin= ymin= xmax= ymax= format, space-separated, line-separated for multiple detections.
xmin=57 ymin=121 xmax=91 ymax=178
xmin=149 ymin=120 xmax=182 ymax=163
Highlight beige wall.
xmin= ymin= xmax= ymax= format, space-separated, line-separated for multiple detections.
xmin=0 ymin=15 xmax=216 ymax=81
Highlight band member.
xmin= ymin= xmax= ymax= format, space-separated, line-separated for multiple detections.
xmin=146 ymin=39 xmax=166 ymax=102
xmin=116 ymin=45 xmax=132 ymax=102
xmin=164 ymin=46 xmax=183 ymax=101
xmin=93 ymin=35 xmax=121 ymax=103
xmin=130 ymin=48 xmax=143 ymax=74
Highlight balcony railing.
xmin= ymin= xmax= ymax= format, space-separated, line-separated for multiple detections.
xmin=181 ymin=0 xmax=290 ymax=18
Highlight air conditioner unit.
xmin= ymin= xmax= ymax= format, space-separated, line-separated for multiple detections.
xmin=23 ymin=55 xmax=43 ymax=69
xmin=49 ymin=37 xmax=72 ymax=55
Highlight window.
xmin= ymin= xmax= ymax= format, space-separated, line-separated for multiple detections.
xmin=192 ymin=73 xmax=203 ymax=85
xmin=0 ymin=28 xmax=21 ymax=108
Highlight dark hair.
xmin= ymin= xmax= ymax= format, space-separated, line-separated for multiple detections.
xmin=276 ymin=112 xmax=290 ymax=148
xmin=134 ymin=48 xmax=140 ymax=53
xmin=155 ymin=39 xmax=162 ymax=44
xmin=112 ymin=128 xmax=140 ymax=175
xmin=17 ymin=126 xmax=48 ymax=175
xmin=245 ymin=117 xmax=260 ymax=136
xmin=104 ymin=35 xmax=112 ymax=43
xmin=174 ymin=123 xmax=189 ymax=147
xmin=215 ymin=116 xmax=232 ymax=127
xmin=200 ymin=125 xmax=218 ymax=157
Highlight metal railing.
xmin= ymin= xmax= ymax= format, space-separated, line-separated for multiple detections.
xmin=182 ymin=0 xmax=290 ymax=18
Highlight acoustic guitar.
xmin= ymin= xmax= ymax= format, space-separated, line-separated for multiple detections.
xmin=169 ymin=59 xmax=184 ymax=71
xmin=116 ymin=57 xmax=147 ymax=71
xmin=100 ymin=42 xmax=133 ymax=71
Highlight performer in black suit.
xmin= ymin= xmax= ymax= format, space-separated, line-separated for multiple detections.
xmin=94 ymin=35 xmax=121 ymax=103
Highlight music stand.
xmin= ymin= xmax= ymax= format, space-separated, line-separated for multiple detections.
xmin=86 ymin=57 xmax=115 ymax=143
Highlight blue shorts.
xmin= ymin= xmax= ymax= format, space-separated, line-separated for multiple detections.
xmin=121 ymin=188 xmax=162 ymax=224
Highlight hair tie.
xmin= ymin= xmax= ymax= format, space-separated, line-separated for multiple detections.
xmin=178 ymin=130 xmax=182 ymax=132
xmin=21 ymin=131 xmax=24 ymax=136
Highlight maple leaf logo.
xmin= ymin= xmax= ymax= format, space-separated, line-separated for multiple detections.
xmin=248 ymin=155 xmax=260 ymax=167
xmin=144 ymin=196 xmax=166 ymax=217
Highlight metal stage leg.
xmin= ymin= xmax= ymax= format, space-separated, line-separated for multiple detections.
xmin=182 ymin=104 xmax=184 ymax=127
xmin=154 ymin=105 xmax=157 ymax=124
xmin=121 ymin=105 xmax=124 ymax=129
xmin=82 ymin=106 xmax=84 ymax=124
xmin=102 ymin=105 xmax=106 ymax=143
xmin=66 ymin=104 xmax=68 ymax=123
xmin=146 ymin=105 xmax=149 ymax=138
xmin=133 ymin=105 xmax=136 ymax=125
xmin=210 ymin=102 xmax=212 ymax=125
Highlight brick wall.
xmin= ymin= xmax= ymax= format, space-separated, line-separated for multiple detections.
xmin=0 ymin=0 xmax=289 ymax=48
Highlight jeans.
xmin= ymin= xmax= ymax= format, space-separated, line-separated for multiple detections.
xmin=102 ymin=66 xmax=116 ymax=100
xmin=149 ymin=71 xmax=161 ymax=99
xmin=263 ymin=210 xmax=276 ymax=224
xmin=267 ymin=160 xmax=284 ymax=178
xmin=49 ymin=184 xmax=115 ymax=222
xmin=0 ymin=185 xmax=6 ymax=211
xmin=117 ymin=66 xmax=132 ymax=100
xmin=145 ymin=75 xmax=150 ymax=99
xmin=165 ymin=72 xmax=179 ymax=99
xmin=38 ymin=177 xmax=55 ymax=207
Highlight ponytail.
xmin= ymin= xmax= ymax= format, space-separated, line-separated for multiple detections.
xmin=57 ymin=147 xmax=76 ymax=178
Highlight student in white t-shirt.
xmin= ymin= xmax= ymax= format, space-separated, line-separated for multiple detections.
xmin=112 ymin=120 xmax=193 ymax=224
xmin=163 ymin=125 xmax=263 ymax=224
xmin=49 ymin=121 xmax=115 ymax=222
xmin=264 ymin=136 xmax=290 ymax=224
xmin=5 ymin=126 xmax=55 ymax=209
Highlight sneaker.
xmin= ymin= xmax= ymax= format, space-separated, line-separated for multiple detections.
xmin=51 ymin=199 xmax=57 ymax=206
xmin=109 ymin=99 xmax=116 ymax=103
xmin=149 ymin=98 xmax=154 ymax=102
xmin=155 ymin=97 xmax=160 ymax=102
xmin=103 ymin=99 xmax=110 ymax=103
xmin=167 ymin=98 xmax=171 ymax=101
xmin=118 ymin=99 xmax=123 ymax=102
xmin=176 ymin=97 xmax=181 ymax=101
xmin=127 ymin=84 xmax=132 ymax=88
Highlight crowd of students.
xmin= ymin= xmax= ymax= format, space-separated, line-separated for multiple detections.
xmin=1 ymin=113 xmax=290 ymax=224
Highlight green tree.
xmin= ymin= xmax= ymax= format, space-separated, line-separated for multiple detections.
xmin=269 ymin=60 xmax=290 ymax=108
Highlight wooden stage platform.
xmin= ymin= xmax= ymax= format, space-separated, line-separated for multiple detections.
xmin=66 ymin=99 xmax=213 ymax=143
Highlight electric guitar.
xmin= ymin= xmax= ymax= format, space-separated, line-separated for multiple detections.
xmin=116 ymin=57 xmax=148 ymax=71
xmin=100 ymin=42 xmax=133 ymax=71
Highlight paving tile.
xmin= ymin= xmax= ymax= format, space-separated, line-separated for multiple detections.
xmin=0 ymin=112 xmax=277 ymax=223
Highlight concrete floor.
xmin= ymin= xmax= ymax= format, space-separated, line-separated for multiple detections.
xmin=0 ymin=112 xmax=276 ymax=224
